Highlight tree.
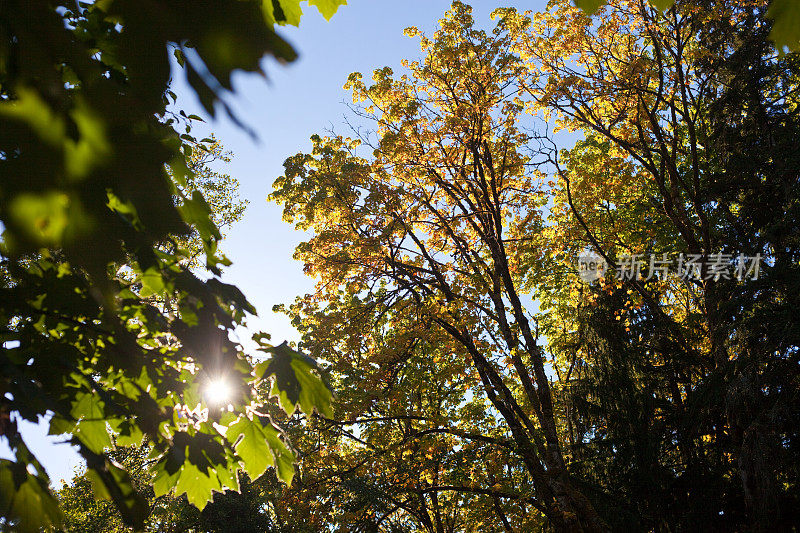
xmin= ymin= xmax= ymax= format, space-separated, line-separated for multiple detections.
xmin=0 ymin=1 xmax=342 ymax=530
xmin=271 ymin=0 xmax=800 ymax=531
xmin=56 ymin=446 xmax=154 ymax=533
xmin=500 ymin=2 xmax=797 ymax=528
xmin=501 ymin=0 xmax=800 ymax=528
xmin=272 ymin=4 xmax=608 ymax=530
xmin=173 ymin=137 xmax=248 ymax=266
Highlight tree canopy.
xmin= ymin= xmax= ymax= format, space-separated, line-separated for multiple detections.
xmin=268 ymin=0 xmax=800 ymax=530
xmin=0 ymin=1 xmax=343 ymax=530
xmin=5 ymin=0 xmax=800 ymax=532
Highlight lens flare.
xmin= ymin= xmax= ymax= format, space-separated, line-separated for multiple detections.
xmin=204 ymin=378 xmax=232 ymax=406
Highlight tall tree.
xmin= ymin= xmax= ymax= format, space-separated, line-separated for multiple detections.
xmin=502 ymin=0 xmax=800 ymax=528
xmin=272 ymin=4 xmax=607 ymax=530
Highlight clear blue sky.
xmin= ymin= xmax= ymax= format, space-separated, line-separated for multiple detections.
xmin=2 ymin=0 xmax=545 ymax=487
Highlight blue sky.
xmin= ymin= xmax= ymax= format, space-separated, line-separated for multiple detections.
xmin=3 ymin=0 xmax=546 ymax=487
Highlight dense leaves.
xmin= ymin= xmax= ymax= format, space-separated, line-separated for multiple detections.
xmin=266 ymin=0 xmax=800 ymax=531
xmin=572 ymin=0 xmax=800 ymax=52
xmin=56 ymin=443 xmax=288 ymax=532
xmin=504 ymin=0 xmax=800 ymax=526
xmin=7 ymin=0 xmax=800 ymax=531
xmin=272 ymin=4 xmax=609 ymax=529
xmin=0 ymin=1 xmax=341 ymax=530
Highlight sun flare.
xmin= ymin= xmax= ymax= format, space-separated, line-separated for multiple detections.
xmin=204 ymin=378 xmax=232 ymax=406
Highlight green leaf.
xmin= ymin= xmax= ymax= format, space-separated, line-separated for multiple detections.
xmin=291 ymin=356 xmax=333 ymax=418
xmin=106 ymin=191 xmax=143 ymax=230
xmin=65 ymin=99 xmax=111 ymax=179
xmin=82 ymin=456 xmax=149 ymax=528
xmin=85 ymin=469 xmax=112 ymax=500
xmin=70 ymin=392 xmax=112 ymax=454
xmin=0 ymin=86 xmax=66 ymax=147
xmin=7 ymin=192 xmax=72 ymax=248
xmin=261 ymin=419 xmax=295 ymax=484
xmin=179 ymin=190 xmax=221 ymax=243
xmin=174 ymin=462 xmax=221 ymax=510
xmin=767 ymin=0 xmax=800 ymax=52
xmin=255 ymin=341 xmax=333 ymax=417
xmin=109 ymin=419 xmax=145 ymax=447
xmin=48 ymin=415 xmax=75 ymax=436
xmin=0 ymin=460 xmax=62 ymax=532
xmin=309 ymin=0 xmax=347 ymax=20
xmin=277 ymin=0 xmax=303 ymax=26
xmin=572 ymin=0 xmax=606 ymax=15
xmin=214 ymin=460 xmax=241 ymax=494
xmin=152 ymin=460 xmax=181 ymax=499
xmin=139 ymin=267 xmax=166 ymax=298
xmin=227 ymin=416 xmax=274 ymax=479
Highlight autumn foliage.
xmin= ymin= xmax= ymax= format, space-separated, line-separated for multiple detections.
xmin=270 ymin=0 xmax=800 ymax=530
xmin=9 ymin=0 xmax=800 ymax=531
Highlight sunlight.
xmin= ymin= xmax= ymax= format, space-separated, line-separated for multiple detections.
xmin=204 ymin=378 xmax=232 ymax=406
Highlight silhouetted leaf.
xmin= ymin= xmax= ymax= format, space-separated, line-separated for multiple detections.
xmin=768 ymin=0 xmax=800 ymax=52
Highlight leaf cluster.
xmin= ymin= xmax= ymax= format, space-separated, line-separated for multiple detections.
xmin=0 ymin=1 xmax=342 ymax=530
